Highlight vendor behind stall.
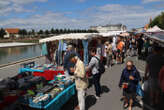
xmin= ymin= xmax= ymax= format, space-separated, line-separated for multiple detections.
xmin=63 ymin=44 xmax=78 ymax=76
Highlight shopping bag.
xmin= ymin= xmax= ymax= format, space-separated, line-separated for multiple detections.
xmin=136 ymin=83 xmax=144 ymax=97
xmin=141 ymin=80 xmax=149 ymax=92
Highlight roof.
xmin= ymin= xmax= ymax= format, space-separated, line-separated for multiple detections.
xmin=5 ymin=28 xmax=19 ymax=34
xmin=39 ymin=33 xmax=98 ymax=43
xmin=39 ymin=31 xmax=125 ymax=43
xmin=144 ymin=32 xmax=164 ymax=47
xmin=99 ymin=31 xmax=125 ymax=37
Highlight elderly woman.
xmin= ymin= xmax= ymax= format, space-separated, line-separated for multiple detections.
xmin=119 ymin=60 xmax=141 ymax=110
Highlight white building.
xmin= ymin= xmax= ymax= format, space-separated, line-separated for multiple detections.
xmin=4 ymin=28 xmax=20 ymax=38
xmin=90 ymin=24 xmax=127 ymax=33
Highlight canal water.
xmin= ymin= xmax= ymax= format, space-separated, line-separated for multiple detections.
xmin=0 ymin=45 xmax=42 ymax=65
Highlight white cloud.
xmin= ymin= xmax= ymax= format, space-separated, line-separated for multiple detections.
xmin=0 ymin=0 xmax=48 ymax=15
xmin=10 ymin=0 xmax=48 ymax=5
xmin=142 ymin=0 xmax=163 ymax=3
xmin=0 ymin=4 xmax=163 ymax=29
xmin=0 ymin=11 xmax=87 ymax=29
xmin=77 ymin=4 xmax=162 ymax=29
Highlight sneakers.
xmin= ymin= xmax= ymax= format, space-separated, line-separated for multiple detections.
xmin=94 ymin=95 xmax=100 ymax=100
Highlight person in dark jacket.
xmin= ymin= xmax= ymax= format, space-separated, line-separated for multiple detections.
xmin=137 ymin=34 xmax=144 ymax=59
xmin=119 ymin=60 xmax=141 ymax=110
xmin=63 ymin=45 xmax=78 ymax=76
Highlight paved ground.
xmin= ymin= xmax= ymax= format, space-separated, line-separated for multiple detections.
xmin=1 ymin=55 xmax=163 ymax=110
xmin=62 ymin=56 xmax=162 ymax=110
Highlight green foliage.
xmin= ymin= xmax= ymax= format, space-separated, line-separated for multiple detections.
xmin=150 ymin=12 xmax=164 ymax=29
xmin=0 ymin=28 xmax=6 ymax=38
xmin=45 ymin=30 xmax=50 ymax=35
xmin=38 ymin=29 xmax=43 ymax=35
xmin=50 ymin=28 xmax=55 ymax=34
xmin=18 ymin=29 xmax=27 ymax=37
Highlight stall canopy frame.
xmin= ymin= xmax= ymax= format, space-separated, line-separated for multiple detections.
xmin=39 ymin=33 xmax=99 ymax=43
xmin=39 ymin=31 xmax=125 ymax=43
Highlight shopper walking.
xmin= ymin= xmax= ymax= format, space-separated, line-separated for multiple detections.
xmin=86 ymin=48 xmax=102 ymax=99
xmin=137 ymin=34 xmax=144 ymax=59
xmin=116 ymin=37 xmax=125 ymax=64
xmin=106 ymin=41 xmax=113 ymax=68
xmin=69 ymin=54 xmax=88 ymax=110
xmin=119 ymin=60 xmax=141 ymax=110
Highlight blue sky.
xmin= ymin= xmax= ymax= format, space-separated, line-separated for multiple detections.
xmin=0 ymin=0 xmax=164 ymax=30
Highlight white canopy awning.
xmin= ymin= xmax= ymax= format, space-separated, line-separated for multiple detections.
xmin=39 ymin=31 xmax=126 ymax=43
xmin=146 ymin=25 xmax=163 ymax=32
xmin=39 ymin=33 xmax=98 ymax=43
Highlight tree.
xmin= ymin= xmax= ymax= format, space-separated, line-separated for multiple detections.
xmin=38 ymin=30 xmax=43 ymax=35
xmin=0 ymin=28 xmax=6 ymax=38
xmin=45 ymin=30 xmax=50 ymax=36
xmin=149 ymin=12 xmax=164 ymax=29
xmin=67 ymin=29 xmax=71 ymax=33
xmin=59 ymin=29 xmax=63 ymax=34
xmin=55 ymin=29 xmax=59 ymax=34
xmin=50 ymin=28 xmax=55 ymax=34
xmin=28 ymin=31 xmax=32 ymax=36
xmin=31 ymin=29 xmax=35 ymax=35
xmin=22 ymin=29 xmax=27 ymax=37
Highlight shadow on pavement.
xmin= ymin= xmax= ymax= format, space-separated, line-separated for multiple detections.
xmin=85 ymin=95 xmax=97 ymax=110
xmin=88 ymin=78 xmax=93 ymax=88
xmin=61 ymin=95 xmax=78 ymax=110
xmin=101 ymin=85 xmax=110 ymax=94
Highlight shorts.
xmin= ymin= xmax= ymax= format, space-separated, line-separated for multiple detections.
xmin=123 ymin=90 xmax=136 ymax=100
xmin=148 ymin=78 xmax=160 ymax=92
xmin=117 ymin=50 xmax=123 ymax=57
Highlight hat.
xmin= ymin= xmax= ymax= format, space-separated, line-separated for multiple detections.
xmin=105 ymin=41 xmax=109 ymax=45
xmin=67 ymin=45 xmax=73 ymax=48
xmin=69 ymin=53 xmax=76 ymax=60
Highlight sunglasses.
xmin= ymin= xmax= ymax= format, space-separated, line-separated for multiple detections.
xmin=127 ymin=65 xmax=132 ymax=67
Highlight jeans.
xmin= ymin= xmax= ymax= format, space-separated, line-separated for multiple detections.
xmin=77 ymin=90 xmax=85 ymax=110
xmin=106 ymin=55 xmax=112 ymax=67
xmin=93 ymin=73 xmax=102 ymax=97
xmin=138 ymin=47 xmax=142 ymax=56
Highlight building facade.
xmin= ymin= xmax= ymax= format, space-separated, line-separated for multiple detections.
xmin=4 ymin=28 xmax=20 ymax=38
xmin=90 ymin=24 xmax=127 ymax=33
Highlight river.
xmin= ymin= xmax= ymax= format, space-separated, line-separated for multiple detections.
xmin=0 ymin=45 xmax=42 ymax=65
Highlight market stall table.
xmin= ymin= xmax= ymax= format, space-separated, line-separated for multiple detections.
xmin=19 ymin=64 xmax=64 ymax=80
xmin=20 ymin=83 xmax=76 ymax=110
xmin=33 ymin=70 xmax=64 ymax=80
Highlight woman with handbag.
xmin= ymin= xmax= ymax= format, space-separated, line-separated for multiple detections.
xmin=119 ymin=60 xmax=141 ymax=110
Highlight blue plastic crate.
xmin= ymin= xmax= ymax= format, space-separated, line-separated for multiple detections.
xmin=29 ymin=95 xmax=51 ymax=109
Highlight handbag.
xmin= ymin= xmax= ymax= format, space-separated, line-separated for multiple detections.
xmin=136 ymin=83 xmax=144 ymax=97
xmin=141 ymin=80 xmax=149 ymax=92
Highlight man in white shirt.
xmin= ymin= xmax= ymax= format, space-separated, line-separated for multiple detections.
xmin=69 ymin=54 xmax=88 ymax=110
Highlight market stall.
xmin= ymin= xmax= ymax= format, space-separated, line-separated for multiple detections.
xmin=144 ymin=32 xmax=164 ymax=47
xmin=39 ymin=33 xmax=99 ymax=65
